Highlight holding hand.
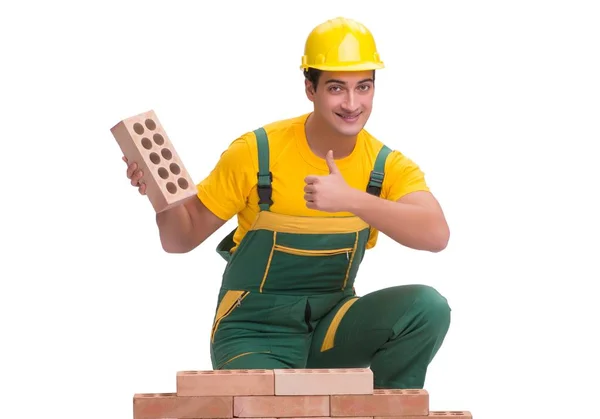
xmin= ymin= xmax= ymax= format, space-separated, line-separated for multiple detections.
xmin=304 ymin=150 xmax=357 ymax=213
xmin=123 ymin=156 xmax=147 ymax=195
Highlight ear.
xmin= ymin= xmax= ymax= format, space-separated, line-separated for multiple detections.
xmin=305 ymin=79 xmax=315 ymax=102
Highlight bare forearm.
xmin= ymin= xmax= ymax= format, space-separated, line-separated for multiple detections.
xmin=346 ymin=190 xmax=449 ymax=252
xmin=155 ymin=204 xmax=195 ymax=253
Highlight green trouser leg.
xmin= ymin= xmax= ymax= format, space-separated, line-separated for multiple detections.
xmin=306 ymin=284 xmax=451 ymax=389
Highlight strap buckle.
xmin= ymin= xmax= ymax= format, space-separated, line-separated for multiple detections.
xmin=366 ymin=170 xmax=384 ymax=196
xmin=257 ymin=172 xmax=273 ymax=206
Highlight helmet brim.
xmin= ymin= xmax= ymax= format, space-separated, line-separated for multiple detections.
xmin=300 ymin=62 xmax=385 ymax=72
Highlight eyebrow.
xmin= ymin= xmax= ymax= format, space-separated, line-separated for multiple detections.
xmin=325 ymin=78 xmax=374 ymax=85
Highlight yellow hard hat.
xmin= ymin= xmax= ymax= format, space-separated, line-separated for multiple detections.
xmin=300 ymin=17 xmax=384 ymax=72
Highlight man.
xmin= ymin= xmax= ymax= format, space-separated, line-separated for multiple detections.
xmin=124 ymin=17 xmax=451 ymax=389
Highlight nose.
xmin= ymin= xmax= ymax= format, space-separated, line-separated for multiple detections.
xmin=341 ymin=91 xmax=359 ymax=113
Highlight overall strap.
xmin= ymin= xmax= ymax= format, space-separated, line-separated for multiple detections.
xmin=366 ymin=144 xmax=392 ymax=196
xmin=254 ymin=127 xmax=273 ymax=211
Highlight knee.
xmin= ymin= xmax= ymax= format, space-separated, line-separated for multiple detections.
xmin=410 ymin=285 xmax=451 ymax=331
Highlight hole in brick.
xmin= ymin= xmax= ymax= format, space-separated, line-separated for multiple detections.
xmin=161 ymin=148 xmax=172 ymax=160
xmin=145 ymin=119 xmax=156 ymax=130
xmin=166 ymin=182 xmax=177 ymax=194
xmin=153 ymin=133 xmax=164 ymax=145
xmin=199 ymin=371 xmax=214 ymax=374
xmin=149 ymin=152 xmax=160 ymax=164
xmin=378 ymin=389 xmax=403 ymax=395
xmin=238 ymin=370 xmax=249 ymax=373
xmin=406 ymin=390 xmax=421 ymax=394
xmin=133 ymin=123 xmax=144 ymax=135
xmin=158 ymin=167 xmax=169 ymax=179
xmin=254 ymin=370 xmax=266 ymax=373
xmin=450 ymin=413 xmax=465 ymax=416
xmin=141 ymin=137 xmax=152 ymax=149
xmin=170 ymin=163 xmax=181 ymax=175
xmin=181 ymin=371 xmax=199 ymax=374
xmin=150 ymin=153 xmax=160 ymax=164
xmin=315 ymin=369 xmax=329 ymax=373
xmin=282 ymin=370 xmax=296 ymax=373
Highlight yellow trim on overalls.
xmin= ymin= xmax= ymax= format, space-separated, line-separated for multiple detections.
xmin=259 ymin=231 xmax=277 ymax=293
xmin=211 ymin=290 xmax=249 ymax=342
xmin=217 ymin=350 xmax=271 ymax=369
xmin=320 ymin=297 xmax=359 ymax=351
xmin=342 ymin=232 xmax=359 ymax=290
xmin=250 ymin=211 xmax=368 ymax=234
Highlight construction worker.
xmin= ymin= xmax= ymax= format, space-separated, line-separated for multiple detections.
xmin=124 ymin=17 xmax=451 ymax=389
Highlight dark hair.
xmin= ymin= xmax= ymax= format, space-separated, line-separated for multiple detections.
xmin=303 ymin=68 xmax=376 ymax=91
xmin=303 ymin=68 xmax=323 ymax=90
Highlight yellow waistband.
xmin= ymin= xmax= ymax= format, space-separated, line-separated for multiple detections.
xmin=249 ymin=211 xmax=369 ymax=234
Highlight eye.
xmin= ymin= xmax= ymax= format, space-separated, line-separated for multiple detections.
xmin=357 ymin=84 xmax=371 ymax=92
xmin=328 ymin=85 xmax=342 ymax=92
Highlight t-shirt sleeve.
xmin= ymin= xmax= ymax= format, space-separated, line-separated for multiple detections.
xmin=196 ymin=135 xmax=256 ymax=221
xmin=382 ymin=150 xmax=430 ymax=202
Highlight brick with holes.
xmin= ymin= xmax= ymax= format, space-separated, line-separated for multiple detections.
xmin=331 ymin=389 xmax=429 ymax=417
xmin=234 ymin=395 xmax=330 ymax=417
xmin=133 ymin=392 xmax=232 ymax=419
xmin=111 ymin=109 xmax=197 ymax=213
xmin=273 ymin=368 xmax=373 ymax=395
xmin=376 ymin=412 xmax=472 ymax=419
xmin=177 ymin=369 xmax=275 ymax=396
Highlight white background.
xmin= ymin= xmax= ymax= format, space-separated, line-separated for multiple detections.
xmin=1 ymin=1 xmax=599 ymax=418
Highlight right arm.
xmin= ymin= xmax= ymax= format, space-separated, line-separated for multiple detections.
xmin=155 ymin=197 xmax=226 ymax=253
xmin=125 ymin=134 xmax=255 ymax=253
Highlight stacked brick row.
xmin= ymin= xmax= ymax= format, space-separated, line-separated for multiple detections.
xmin=133 ymin=368 xmax=472 ymax=419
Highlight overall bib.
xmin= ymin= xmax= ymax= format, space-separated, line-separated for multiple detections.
xmin=209 ymin=126 xmax=389 ymax=370
xmin=208 ymin=127 xmax=451 ymax=389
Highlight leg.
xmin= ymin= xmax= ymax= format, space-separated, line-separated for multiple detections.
xmin=306 ymin=284 xmax=451 ymax=389
xmin=210 ymin=290 xmax=311 ymax=370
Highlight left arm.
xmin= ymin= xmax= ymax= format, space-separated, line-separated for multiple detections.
xmin=344 ymin=189 xmax=450 ymax=252
xmin=304 ymin=150 xmax=450 ymax=252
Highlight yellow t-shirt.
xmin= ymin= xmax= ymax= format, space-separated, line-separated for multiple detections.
xmin=196 ymin=113 xmax=430 ymax=250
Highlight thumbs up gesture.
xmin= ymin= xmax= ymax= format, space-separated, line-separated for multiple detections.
xmin=304 ymin=150 xmax=356 ymax=212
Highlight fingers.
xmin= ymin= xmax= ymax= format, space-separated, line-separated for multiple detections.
xmin=304 ymin=175 xmax=320 ymax=184
xmin=325 ymin=150 xmax=339 ymax=175
xmin=124 ymin=157 xmax=144 ymax=189
xmin=304 ymin=184 xmax=316 ymax=194
xmin=126 ymin=161 xmax=137 ymax=178
xmin=123 ymin=156 xmax=146 ymax=195
xmin=130 ymin=168 xmax=144 ymax=186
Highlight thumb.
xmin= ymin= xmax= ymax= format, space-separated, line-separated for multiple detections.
xmin=325 ymin=150 xmax=339 ymax=175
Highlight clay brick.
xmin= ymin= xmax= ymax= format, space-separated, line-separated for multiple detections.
xmin=331 ymin=389 xmax=429 ymax=417
xmin=133 ymin=392 xmax=232 ymax=419
xmin=274 ymin=368 xmax=373 ymax=395
xmin=376 ymin=412 xmax=471 ymax=419
xmin=428 ymin=412 xmax=472 ymax=418
xmin=177 ymin=369 xmax=275 ymax=396
xmin=110 ymin=109 xmax=197 ymax=213
xmin=234 ymin=395 xmax=329 ymax=417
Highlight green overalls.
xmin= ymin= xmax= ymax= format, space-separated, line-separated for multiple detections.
xmin=209 ymin=127 xmax=451 ymax=389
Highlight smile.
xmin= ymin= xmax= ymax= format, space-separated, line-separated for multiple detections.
xmin=336 ymin=112 xmax=361 ymax=122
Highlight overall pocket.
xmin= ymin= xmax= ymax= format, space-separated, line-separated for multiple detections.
xmin=259 ymin=232 xmax=359 ymax=294
xmin=210 ymin=290 xmax=249 ymax=343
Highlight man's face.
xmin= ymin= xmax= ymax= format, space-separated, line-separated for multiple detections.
xmin=306 ymin=70 xmax=375 ymax=137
